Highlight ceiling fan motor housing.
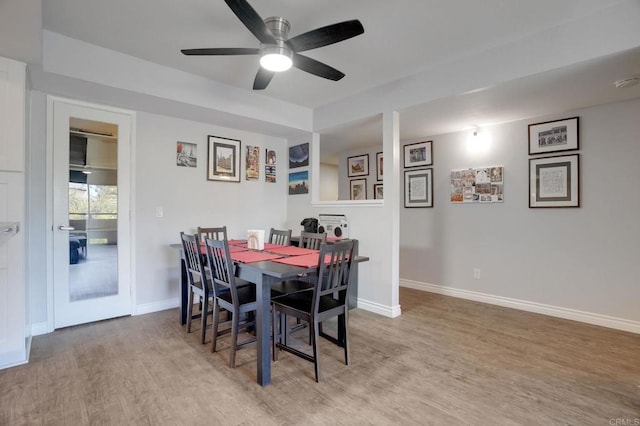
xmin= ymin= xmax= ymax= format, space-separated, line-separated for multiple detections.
xmin=264 ymin=17 xmax=291 ymax=42
xmin=261 ymin=17 xmax=293 ymax=59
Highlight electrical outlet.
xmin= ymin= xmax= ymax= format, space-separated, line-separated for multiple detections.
xmin=473 ymin=268 xmax=481 ymax=280
xmin=155 ymin=206 xmax=164 ymax=218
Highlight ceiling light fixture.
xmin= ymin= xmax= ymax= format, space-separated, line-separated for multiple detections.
xmin=467 ymin=126 xmax=491 ymax=153
xmin=259 ymin=46 xmax=292 ymax=72
xmin=259 ymin=17 xmax=293 ymax=73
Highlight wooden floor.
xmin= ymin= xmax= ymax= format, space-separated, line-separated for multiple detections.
xmin=2 ymin=288 xmax=639 ymax=425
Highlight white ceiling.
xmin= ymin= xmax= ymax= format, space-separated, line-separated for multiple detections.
xmin=42 ymin=0 xmax=627 ymax=109
xmin=3 ymin=0 xmax=635 ymax=165
xmin=319 ymin=46 xmax=640 ymax=162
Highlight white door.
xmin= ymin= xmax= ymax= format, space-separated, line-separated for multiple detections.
xmin=51 ymin=98 xmax=133 ymax=328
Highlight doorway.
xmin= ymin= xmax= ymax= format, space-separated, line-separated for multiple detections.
xmin=49 ymin=98 xmax=134 ymax=329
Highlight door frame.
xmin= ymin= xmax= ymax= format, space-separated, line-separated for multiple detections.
xmin=45 ymin=96 xmax=137 ymax=331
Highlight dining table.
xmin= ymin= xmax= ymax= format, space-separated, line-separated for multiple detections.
xmin=172 ymin=238 xmax=367 ymax=386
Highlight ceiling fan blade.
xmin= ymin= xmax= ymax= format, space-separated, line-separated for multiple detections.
xmin=181 ymin=48 xmax=260 ymax=56
xmin=293 ymin=54 xmax=345 ymax=81
xmin=253 ymin=67 xmax=275 ymax=90
xmin=287 ymin=20 xmax=364 ymax=52
xmin=225 ymin=0 xmax=276 ymax=45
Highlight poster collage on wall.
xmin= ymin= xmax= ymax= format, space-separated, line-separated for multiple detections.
xmin=450 ymin=166 xmax=504 ymax=203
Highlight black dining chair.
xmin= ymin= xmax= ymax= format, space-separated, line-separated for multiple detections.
xmin=204 ymin=238 xmax=257 ymax=368
xmin=197 ymin=226 xmax=228 ymax=242
xmin=268 ymin=228 xmax=292 ymax=246
xmin=180 ymin=232 xmax=213 ymax=345
xmin=271 ymin=240 xmax=355 ymax=382
xmin=270 ymin=231 xmax=321 ymax=296
xmin=298 ymin=231 xmax=327 ymax=250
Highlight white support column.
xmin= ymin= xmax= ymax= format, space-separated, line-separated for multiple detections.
xmin=383 ymin=110 xmax=401 ymax=315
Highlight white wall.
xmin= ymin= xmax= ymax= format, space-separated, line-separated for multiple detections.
xmin=134 ymin=112 xmax=289 ymax=308
xmin=27 ymin=95 xmax=289 ymax=323
xmin=286 ymin=114 xmax=401 ymax=318
xmin=319 ymin=163 xmax=338 ymax=201
xmin=338 ymin=146 xmax=383 ymax=200
xmin=27 ymin=91 xmax=47 ymax=326
xmin=400 ymin=97 xmax=640 ymax=328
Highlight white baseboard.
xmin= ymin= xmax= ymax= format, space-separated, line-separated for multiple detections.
xmin=31 ymin=321 xmax=53 ymax=336
xmin=0 ymin=347 xmax=29 ymax=370
xmin=30 ymin=299 xmax=179 ymax=336
xmin=133 ymin=298 xmax=179 ymax=316
xmin=400 ymin=279 xmax=640 ymax=334
xmin=357 ymin=298 xmax=401 ymax=318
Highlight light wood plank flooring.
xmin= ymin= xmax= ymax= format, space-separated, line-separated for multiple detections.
xmin=2 ymin=288 xmax=639 ymax=425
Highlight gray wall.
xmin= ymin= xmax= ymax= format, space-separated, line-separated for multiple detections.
xmin=400 ymin=97 xmax=640 ymax=323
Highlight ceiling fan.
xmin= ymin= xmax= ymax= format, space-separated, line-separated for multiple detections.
xmin=181 ymin=0 xmax=365 ymax=90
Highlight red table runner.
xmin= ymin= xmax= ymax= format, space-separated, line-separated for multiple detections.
xmin=230 ymin=251 xmax=284 ymax=263
xmin=228 ymin=240 xmax=285 ymax=251
xmin=265 ymin=245 xmax=318 ymax=256
xmin=228 ymin=239 xmax=248 ymax=248
xmin=272 ymin=253 xmax=327 ymax=268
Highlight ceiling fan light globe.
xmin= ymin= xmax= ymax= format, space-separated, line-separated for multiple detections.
xmin=260 ymin=53 xmax=292 ymax=72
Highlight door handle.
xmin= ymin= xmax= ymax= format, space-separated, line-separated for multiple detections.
xmin=58 ymin=225 xmax=75 ymax=231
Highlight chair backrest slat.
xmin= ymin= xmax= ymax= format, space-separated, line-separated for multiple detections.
xmin=204 ymin=237 xmax=238 ymax=301
xmin=269 ymin=228 xmax=292 ymax=245
xmin=313 ymin=240 xmax=354 ymax=313
xmin=299 ymin=231 xmax=327 ymax=250
xmin=180 ymin=232 xmax=207 ymax=289
xmin=197 ymin=226 xmax=228 ymax=242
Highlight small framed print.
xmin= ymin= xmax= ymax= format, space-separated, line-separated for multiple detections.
xmin=348 ymin=154 xmax=369 ymax=177
xmin=350 ymin=178 xmax=367 ymax=200
xmin=528 ymin=116 xmax=579 ymax=155
xmin=245 ymin=145 xmax=260 ymax=181
xmin=404 ymin=141 xmax=432 ymax=168
xmin=289 ymin=143 xmax=309 ymax=169
xmin=376 ymin=152 xmax=383 ymax=181
xmin=289 ymin=170 xmax=309 ymax=195
xmin=405 ymin=168 xmax=433 ymax=208
xmin=176 ymin=141 xmax=197 ymax=167
xmin=373 ymin=183 xmax=383 ymax=200
xmin=208 ymin=135 xmax=240 ymax=182
xmin=529 ymin=154 xmax=579 ymax=208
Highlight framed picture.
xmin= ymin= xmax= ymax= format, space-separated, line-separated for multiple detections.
xmin=450 ymin=166 xmax=504 ymax=204
xmin=528 ymin=116 xmax=579 ymax=155
xmin=403 ymin=141 xmax=432 ymax=168
xmin=288 ymin=171 xmax=309 ymax=195
xmin=347 ymin=154 xmax=369 ymax=177
xmin=350 ymin=178 xmax=367 ymax=200
xmin=176 ymin=141 xmax=197 ymax=167
xmin=245 ymin=145 xmax=260 ymax=181
xmin=207 ymin=135 xmax=240 ymax=182
xmin=529 ymin=154 xmax=579 ymax=208
xmin=373 ymin=183 xmax=383 ymax=200
xmin=266 ymin=149 xmax=277 ymax=165
xmin=376 ymin=152 xmax=383 ymax=181
xmin=289 ymin=143 xmax=309 ymax=169
xmin=405 ymin=168 xmax=433 ymax=208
